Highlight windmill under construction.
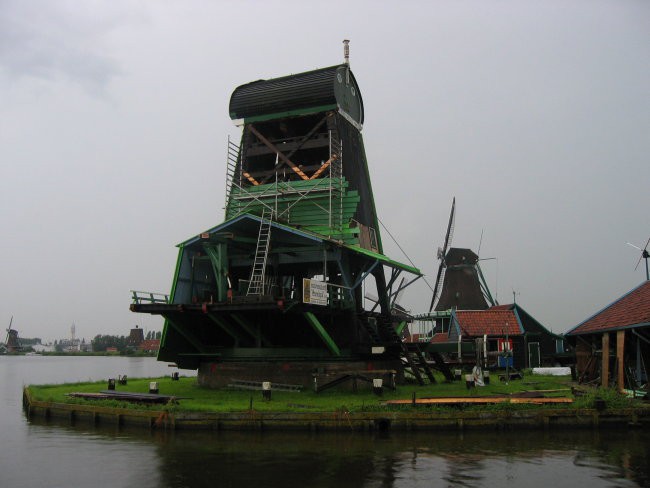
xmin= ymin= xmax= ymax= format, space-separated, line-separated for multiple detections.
xmin=131 ymin=43 xmax=427 ymax=387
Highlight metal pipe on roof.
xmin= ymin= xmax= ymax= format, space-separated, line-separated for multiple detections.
xmin=343 ymin=39 xmax=350 ymax=85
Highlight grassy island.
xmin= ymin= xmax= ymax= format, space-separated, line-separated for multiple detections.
xmin=23 ymin=371 xmax=650 ymax=431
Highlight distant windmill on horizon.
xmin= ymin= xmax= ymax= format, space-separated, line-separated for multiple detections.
xmin=3 ymin=316 xmax=21 ymax=354
xmin=627 ymin=237 xmax=650 ymax=281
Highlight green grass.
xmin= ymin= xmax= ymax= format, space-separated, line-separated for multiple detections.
xmin=26 ymin=371 xmax=645 ymax=414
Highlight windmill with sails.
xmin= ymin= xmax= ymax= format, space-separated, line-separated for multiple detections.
xmin=429 ymin=198 xmax=497 ymax=314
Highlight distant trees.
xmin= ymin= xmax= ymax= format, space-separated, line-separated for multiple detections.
xmin=145 ymin=331 xmax=162 ymax=340
xmin=91 ymin=335 xmax=128 ymax=353
xmin=19 ymin=337 xmax=42 ymax=345
xmin=90 ymin=331 xmax=161 ymax=353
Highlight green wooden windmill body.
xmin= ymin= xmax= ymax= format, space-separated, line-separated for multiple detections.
xmin=131 ymin=64 xmax=421 ymax=385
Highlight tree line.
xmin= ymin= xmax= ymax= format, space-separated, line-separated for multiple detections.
xmin=91 ymin=331 xmax=161 ymax=353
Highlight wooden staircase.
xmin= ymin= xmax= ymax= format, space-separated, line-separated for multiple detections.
xmin=373 ymin=315 xmax=437 ymax=386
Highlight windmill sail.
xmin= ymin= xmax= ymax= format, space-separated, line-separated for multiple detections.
xmin=628 ymin=237 xmax=650 ymax=280
xmin=429 ymin=198 xmax=455 ymax=312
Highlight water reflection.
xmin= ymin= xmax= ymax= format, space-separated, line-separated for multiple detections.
xmin=24 ymin=418 xmax=650 ymax=488
xmin=4 ymin=357 xmax=648 ymax=488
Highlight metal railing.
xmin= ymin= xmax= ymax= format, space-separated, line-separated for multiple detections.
xmin=131 ymin=290 xmax=169 ymax=305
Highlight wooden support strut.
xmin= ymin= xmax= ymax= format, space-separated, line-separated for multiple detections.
xmin=602 ymin=332 xmax=610 ymax=388
xmin=258 ymin=114 xmax=331 ymax=185
xmin=165 ymin=318 xmax=207 ymax=354
xmin=616 ymin=329 xmax=625 ymax=393
xmin=309 ymin=155 xmax=337 ymax=180
xmin=247 ymin=125 xmax=310 ymax=181
xmin=304 ymin=312 xmax=341 ymax=357
xmin=242 ymin=171 xmax=260 ymax=186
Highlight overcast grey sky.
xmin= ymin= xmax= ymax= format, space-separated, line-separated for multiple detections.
xmin=1 ymin=0 xmax=648 ymax=341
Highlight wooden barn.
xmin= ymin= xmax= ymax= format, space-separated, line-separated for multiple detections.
xmin=566 ymin=280 xmax=650 ymax=392
xmin=427 ymin=303 xmax=562 ymax=369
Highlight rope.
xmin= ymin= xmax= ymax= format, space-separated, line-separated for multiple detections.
xmin=377 ymin=218 xmax=434 ymax=293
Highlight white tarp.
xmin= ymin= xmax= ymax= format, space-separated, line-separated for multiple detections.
xmin=532 ymin=367 xmax=571 ymax=376
xmin=472 ymin=365 xmax=485 ymax=386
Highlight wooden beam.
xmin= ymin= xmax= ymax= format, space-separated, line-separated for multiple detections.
xmin=242 ymin=171 xmax=260 ymax=186
xmin=616 ymin=329 xmax=625 ymax=392
xmin=309 ymin=155 xmax=336 ymax=180
xmin=285 ymin=115 xmax=330 ymax=160
xmin=602 ymin=332 xmax=610 ymax=388
xmin=309 ymin=164 xmax=335 ymax=182
xmin=303 ymin=312 xmax=341 ymax=357
xmin=246 ymin=137 xmax=329 ymax=157
xmin=207 ymin=314 xmax=246 ymax=345
xmin=258 ymin=114 xmax=330 ymax=184
xmin=371 ymin=267 xmax=391 ymax=315
xmin=248 ymin=125 xmax=310 ymax=180
xmin=237 ymin=163 xmax=323 ymax=180
xmin=395 ymin=320 xmax=407 ymax=336
xmin=230 ymin=313 xmax=272 ymax=347
xmin=165 ymin=318 xmax=206 ymax=353
xmin=386 ymin=397 xmax=573 ymax=405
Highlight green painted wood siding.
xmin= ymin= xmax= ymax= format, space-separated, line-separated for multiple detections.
xmin=226 ymin=177 xmax=361 ymax=245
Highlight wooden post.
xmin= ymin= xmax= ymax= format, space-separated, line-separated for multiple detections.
xmin=617 ymin=330 xmax=625 ymax=393
xmin=601 ymin=332 xmax=610 ymax=388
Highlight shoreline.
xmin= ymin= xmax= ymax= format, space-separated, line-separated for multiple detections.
xmin=22 ymin=387 xmax=650 ymax=432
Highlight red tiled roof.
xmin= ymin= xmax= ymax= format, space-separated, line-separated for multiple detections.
xmin=454 ymin=310 xmax=521 ymax=337
xmin=407 ymin=333 xmax=419 ymax=342
xmin=431 ymin=333 xmax=452 ymax=343
xmin=139 ymin=339 xmax=161 ymax=351
xmin=568 ymin=281 xmax=650 ymax=335
xmin=489 ymin=304 xmax=513 ymax=311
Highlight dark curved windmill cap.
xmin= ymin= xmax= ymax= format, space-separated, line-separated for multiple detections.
xmin=445 ymin=248 xmax=479 ymax=266
xmin=229 ymin=64 xmax=364 ymax=125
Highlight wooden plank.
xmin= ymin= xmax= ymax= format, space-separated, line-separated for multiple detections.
xmin=231 ymin=178 xmax=349 ymax=193
xmin=284 ymin=207 xmax=359 ymax=218
xmin=509 ymin=397 xmax=573 ymax=404
xmin=265 ymin=208 xmax=358 ymax=219
xmin=305 ymin=226 xmax=360 ymax=235
xmin=227 ymin=379 xmax=302 ymax=392
xmin=230 ymin=198 xmax=358 ymax=211
xmin=385 ymin=397 xmax=574 ymax=405
xmin=617 ymin=329 xmax=625 ymax=393
xmin=231 ymin=191 xmax=359 ymax=206
xmin=67 ymin=391 xmax=183 ymax=404
xmin=602 ymin=332 xmax=610 ymax=388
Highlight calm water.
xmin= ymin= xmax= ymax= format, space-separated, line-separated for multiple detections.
xmin=1 ymin=356 xmax=648 ymax=488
